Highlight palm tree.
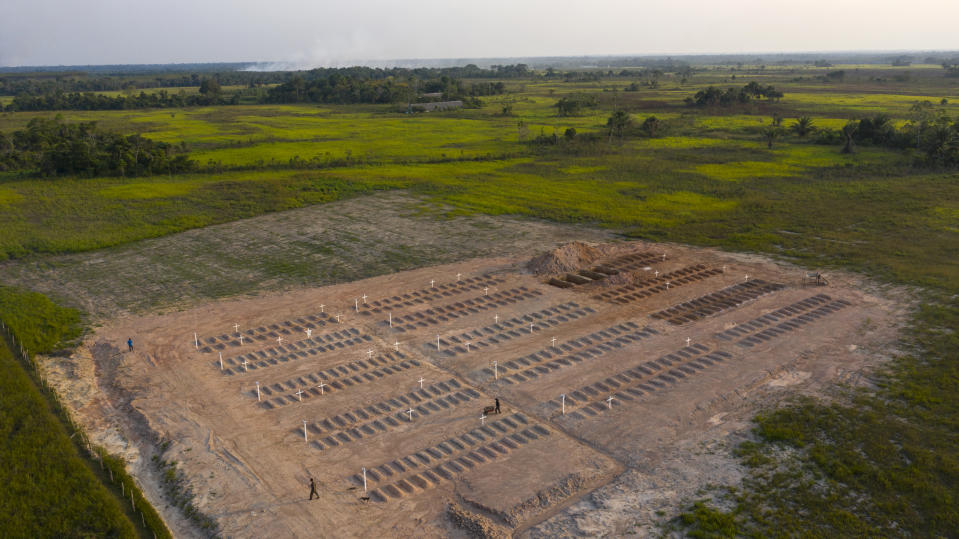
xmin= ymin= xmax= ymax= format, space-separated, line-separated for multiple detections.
xmin=792 ymin=116 xmax=815 ymax=137
xmin=762 ymin=126 xmax=783 ymax=149
xmin=922 ymin=125 xmax=959 ymax=163
xmin=607 ymin=110 xmax=632 ymax=142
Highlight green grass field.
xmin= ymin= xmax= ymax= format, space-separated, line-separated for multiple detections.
xmin=0 ymin=287 xmax=140 ymax=538
xmin=1 ymin=66 xmax=958 ymax=536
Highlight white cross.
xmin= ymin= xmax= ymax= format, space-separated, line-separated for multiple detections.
xmin=430 ymin=279 xmax=435 ymax=288
xmin=239 ymin=334 xmax=244 ymax=345
xmin=418 ymin=377 xmax=425 ymax=389
xmin=256 ymin=381 xmax=261 ymax=401
xmin=234 ymin=323 xmax=239 ymax=333
xmin=218 ymin=352 xmax=223 ymax=370
xmin=494 ymin=314 xmax=499 ymax=324
xmin=394 ymin=341 xmax=400 ymax=351
xmin=320 ymin=304 xmax=325 ymax=313
xmin=436 ymin=335 xmax=441 ymax=350
xmin=354 ymin=298 xmax=359 ymax=311
xmin=303 ymin=420 xmax=308 ymax=442
xmin=551 ymin=337 xmax=557 ymax=347
xmin=306 ymin=328 xmax=312 ymax=339
xmin=317 ymin=382 xmax=327 ymax=394
xmin=388 ymin=312 xmax=392 ymax=327
xmin=362 ymin=294 xmax=368 ymax=304
xmin=481 ymin=414 xmax=487 ymax=426
xmin=607 ymin=395 xmax=615 ymax=409
xmin=296 ymin=389 xmax=304 ymax=402
xmin=456 ymin=273 xmax=462 ymax=281
xmin=654 ymin=270 xmax=659 ymax=277
xmin=530 ymin=322 xmax=535 ymax=333
xmin=745 ymin=274 xmax=749 ymax=282
xmin=367 ymin=349 xmax=374 ymax=359
xmin=242 ymin=359 xmax=249 ymax=371
xmin=406 ymin=408 xmax=414 ymax=421
xmin=561 ymin=394 xmax=566 ymax=414
xmin=465 ymin=342 xmax=471 ymax=352
xmin=722 ymin=265 xmax=727 ymax=273
xmin=484 ymin=286 xmax=489 ymax=296
xmin=335 ymin=314 xmax=342 ymax=323
xmin=666 ymin=281 xmax=671 ymax=289
xmin=662 ymin=253 xmax=667 ymax=260
xmin=194 ymin=332 xmax=199 ymax=349
xmin=277 ymin=336 xmax=283 ymax=345
xmin=686 ymin=337 xmax=691 ymax=347
xmin=493 ymin=360 xmax=498 ymax=379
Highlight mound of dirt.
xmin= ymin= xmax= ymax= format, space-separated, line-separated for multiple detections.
xmin=526 ymin=242 xmax=618 ymax=276
xmin=447 ymin=502 xmax=508 ymax=539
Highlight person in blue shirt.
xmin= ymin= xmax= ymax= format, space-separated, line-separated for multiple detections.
xmin=127 ymin=338 xmax=133 ymax=352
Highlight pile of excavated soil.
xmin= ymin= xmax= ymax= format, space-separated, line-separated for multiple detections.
xmin=526 ymin=242 xmax=618 ymax=276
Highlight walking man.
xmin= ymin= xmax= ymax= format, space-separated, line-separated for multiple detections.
xmin=127 ymin=338 xmax=134 ymax=352
xmin=494 ymin=398 xmax=501 ymax=414
xmin=309 ymin=477 xmax=318 ymax=500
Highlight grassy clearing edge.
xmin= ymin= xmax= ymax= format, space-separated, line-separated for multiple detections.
xmin=674 ymin=293 xmax=959 ymax=537
xmin=0 ymin=303 xmax=172 ymax=539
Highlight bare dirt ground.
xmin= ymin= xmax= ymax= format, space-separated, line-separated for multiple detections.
xmin=38 ymin=235 xmax=907 ymax=538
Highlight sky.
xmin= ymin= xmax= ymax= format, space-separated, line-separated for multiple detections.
xmin=2 ymin=0 xmax=957 ymax=67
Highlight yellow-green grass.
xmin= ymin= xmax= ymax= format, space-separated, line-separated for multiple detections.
xmin=785 ymin=92 xmax=958 ymax=116
xmin=0 ymin=168 xmax=406 ymax=258
xmin=688 ymin=143 xmax=891 ymax=181
xmin=98 ymin=181 xmax=200 ymax=200
xmin=559 ymin=165 xmax=607 ymax=174
xmin=316 ymin=159 xmax=736 ymax=228
xmin=0 ymin=187 xmax=24 ymax=205
xmin=929 ymin=206 xmax=959 ymax=233
xmin=694 ymin=115 xmax=851 ymax=131
xmin=189 ymin=115 xmax=521 ymax=165
xmin=633 ymin=136 xmax=754 ymax=150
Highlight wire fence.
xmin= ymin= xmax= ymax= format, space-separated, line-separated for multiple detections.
xmin=0 ymin=319 xmax=172 ymax=539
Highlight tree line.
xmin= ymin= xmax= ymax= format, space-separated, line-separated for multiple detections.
xmin=0 ymin=117 xmax=195 ymax=177
xmin=761 ymin=104 xmax=959 ymax=166
xmin=6 ymin=88 xmax=238 ymax=112
xmin=687 ymin=82 xmax=784 ymax=106
xmin=0 ymin=64 xmax=528 ymax=111
xmin=263 ymin=74 xmax=505 ymax=105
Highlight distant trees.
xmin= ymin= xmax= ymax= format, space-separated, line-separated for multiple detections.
xmin=5 ymin=89 xmax=235 ymax=112
xmin=0 ymin=118 xmax=195 ymax=176
xmin=687 ymin=82 xmax=783 ymax=107
xmin=198 ymin=77 xmax=221 ymax=96
xmin=607 ymin=110 xmax=632 ymax=141
xmin=922 ymin=124 xmax=959 ymax=165
xmin=1 ymin=65 xmax=522 ymax=111
xmin=823 ymin=70 xmax=846 ymax=82
xmin=264 ymin=72 xmax=504 ymax=106
xmin=640 ymin=116 xmax=662 ymax=137
xmin=555 ymin=94 xmax=598 ymax=116
xmin=908 ymin=101 xmax=937 ymax=147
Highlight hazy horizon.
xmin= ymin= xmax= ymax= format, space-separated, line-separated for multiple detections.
xmin=2 ymin=0 xmax=958 ymax=68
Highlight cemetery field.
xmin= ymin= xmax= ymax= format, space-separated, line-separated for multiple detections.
xmin=1 ymin=65 xmax=957 ymax=536
xmin=51 ymin=239 xmax=905 ymax=536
